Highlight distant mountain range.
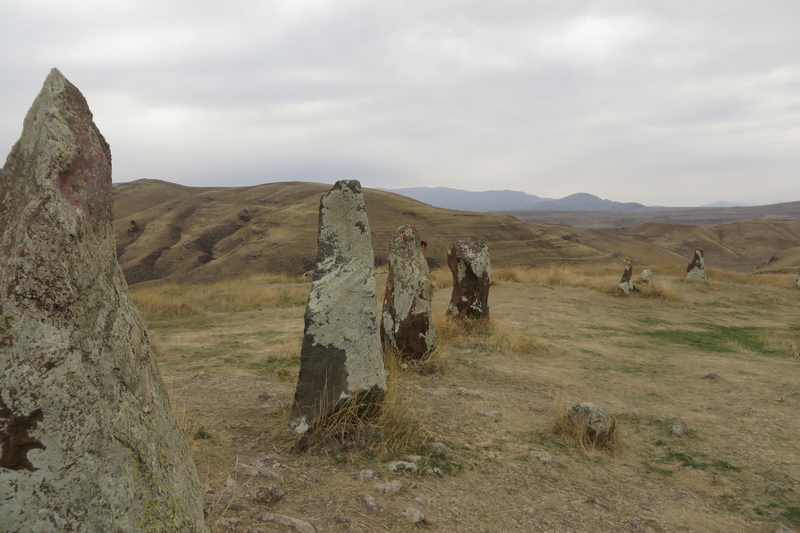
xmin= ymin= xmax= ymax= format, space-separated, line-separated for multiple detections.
xmin=379 ymin=187 xmax=645 ymax=212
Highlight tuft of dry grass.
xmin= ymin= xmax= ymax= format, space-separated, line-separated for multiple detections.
xmin=132 ymin=273 xmax=309 ymax=321
xmin=552 ymin=399 xmax=623 ymax=454
xmin=301 ymin=352 xmax=429 ymax=455
xmin=430 ymin=266 xmax=454 ymax=289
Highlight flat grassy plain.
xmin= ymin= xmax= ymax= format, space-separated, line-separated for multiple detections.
xmin=134 ymin=266 xmax=800 ymax=533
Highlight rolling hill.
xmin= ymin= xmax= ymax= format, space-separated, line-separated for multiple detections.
xmin=113 ymin=179 xmax=800 ymax=286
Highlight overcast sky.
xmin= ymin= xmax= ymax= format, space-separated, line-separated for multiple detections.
xmin=2 ymin=1 xmax=799 ymax=207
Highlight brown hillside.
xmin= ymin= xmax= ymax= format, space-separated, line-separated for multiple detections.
xmin=113 ymin=180 xmax=641 ymax=285
xmin=113 ymin=180 xmax=800 ymax=286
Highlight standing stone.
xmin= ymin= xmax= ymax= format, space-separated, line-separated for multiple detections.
xmin=446 ymin=237 xmax=491 ymax=318
xmin=290 ymin=180 xmax=386 ymax=434
xmin=619 ymin=261 xmax=634 ymax=295
xmin=0 ymin=69 xmax=208 ymax=531
xmin=380 ymin=225 xmax=435 ymax=359
xmin=686 ymin=248 xmax=707 ymax=282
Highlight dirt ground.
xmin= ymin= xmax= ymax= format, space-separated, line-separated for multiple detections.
xmin=145 ymin=272 xmax=800 ymax=533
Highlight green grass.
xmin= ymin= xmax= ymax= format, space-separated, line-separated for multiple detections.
xmin=638 ymin=324 xmax=782 ymax=356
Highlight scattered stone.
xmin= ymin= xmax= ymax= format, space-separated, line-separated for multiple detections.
xmin=357 ymin=469 xmax=377 ymax=480
xmin=704 ymin=373 xmax=720 ymax=380
xmin=387 ymin=461 xmax=419 ymax=474
xmin=670 ymin=423 xmax=685 ymax=436
xmin=289 ymin=180 xmax=386 ymax=434
xmin=375 ymin=480 xmax=403 ymax=494
xmin=414 ymin=496 xmax=428 ymax=505
xmin=686 ymin=248 xmax=707 ymax=282
xmin=529 ymin=450 xmax=554 ymax=464
xmin=252 ymin=484 xmax=286 ymax=504
xmin=640 ymin=269 xmax=654 ymax=284
xmin=362 ymin=494 xmax=384 ymax=512
xmin=218 ymin=518 xmax=243 ymax=530
xmin=568 ymin=403 xmax=616 ymax=445
xmin=0 ymin=69 xmax=208 ymax=531
xmin=330 ymin=513 xmax=351 ymax=524
xmin=446 ymin=236 xmax=491 ymax=318
xmin=380 ymin=224 xmax=435 ymax=358
xmin=260 ymin=513 xmax=316 ymax=533
xmin=428 ymin=442 xmax=454 ymax=457
xmin=426 ymin=467 xmax=445 ymax=478
xmin=400 ymin=507 xmax=426 ymax=524
xmin=455 ymin=387 xmax=469 ymax=396
xmin=478 ymin=410 xmax=502 ymax=418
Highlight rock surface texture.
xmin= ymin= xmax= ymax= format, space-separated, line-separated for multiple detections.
xmin=0 ymin=69 xmax=208 ymax=531
xmin=569 ymin=403 xmax=616 ymax=445
xmin=380 ymin=224 xmax=435 ymax=359
xmin=446 ymin=237 xmax=491 ymax=318
xmin=290 ymin=180 xmax=386 ymax=433
xmin=686 ymin=248 xmax=707 ymax=282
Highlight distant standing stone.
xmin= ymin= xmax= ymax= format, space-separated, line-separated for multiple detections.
xmin=619 ymin=261 xmax=635 ymax=295
xmin=0 ymin=69 xmax=208 ymax=531
xmin=289 ymin=180 xmax=386 ymax=434
xmin=446 ymin=237 xmax=491 ymax=318
xmin=381 ymin=224 xmax=435 ymax=358
xmin=686 ymin=248 xmax=707 ymax=282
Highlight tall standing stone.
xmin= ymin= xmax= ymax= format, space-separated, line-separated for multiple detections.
xmin=686 ymin=248 xmax=707 ymax=282
xmin=446 ymin=237 xmax=491 ymax=319
xmin=290 ymin=180 xmax=386 ymax=434
xmin=381 ymin=225 xmax=435 ymax=359
xmin=0 ymin=70 xmax=208 ymax=531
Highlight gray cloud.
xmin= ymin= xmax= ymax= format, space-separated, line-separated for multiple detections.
xmin=2 ymin=0 xmax=799 ymax=206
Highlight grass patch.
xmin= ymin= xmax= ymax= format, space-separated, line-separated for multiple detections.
xmin=637 ymin=324 xmax=787 ymax=356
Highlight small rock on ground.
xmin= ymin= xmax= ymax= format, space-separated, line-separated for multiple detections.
xmin=259 ymin=513 xmax=316 ymax=533
xmin=400 ymin=507 xmax=426 ymax=524
xmin=529 ymin=450 xmax=554 ymax=464
xmin=387 ymin=461 xmax=419 ymax=474
xmin=362 ymin=494 xmax=383 ymax=512
xmin=375 ymin=480 xmax=403 ymax=494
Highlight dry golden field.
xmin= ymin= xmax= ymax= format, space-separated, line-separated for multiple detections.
xmin=134 ymin=264 xmax=800 ymax=533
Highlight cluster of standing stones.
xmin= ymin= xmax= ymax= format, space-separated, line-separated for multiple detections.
xmin=289 ymin=180 xmax=491 ymax=434
xmin=0 ymin=70 xmax=495 ymax=526
xmin=618 ymin=247 xmax=708 ymax=295
xmin=1 ymin=69 xmax=741 ymax=529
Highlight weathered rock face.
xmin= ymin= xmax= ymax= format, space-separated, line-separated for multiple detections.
xmin=0 ymin=70 xmax=208 ymax=531
xmin=380 ymin=225 xmax=435 ymax=359
xmin=640 ymin=269 xmax=654 ymax=284
xmin=446 ymin=237 xmax=491 ymax=318
xmin=686 ymin=248 xmax=707 ymax=282
xmin=290 ymin=180 xmax=386 ymax=434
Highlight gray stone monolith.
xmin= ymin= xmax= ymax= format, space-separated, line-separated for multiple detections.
xmin=380 ymin=225 xmax=435 ymax=359
xmin=289 ymin=180 xmax=386 ymax=434
xmin=686 ymin=248 xmax=707 ymax=282
xmin=0 ymin=69 xmax=208 ymax=531
xmin=446 ymin=237 xmax=491 ymax=318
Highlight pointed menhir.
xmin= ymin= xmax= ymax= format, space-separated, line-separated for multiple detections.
xmin=289 ymin=180 xmax=386 ymax=434
xmin=446 ymin=237 xmax=491 ymax=319
xmin=380 ymin=224 xmax=435 ymax=359
xmin=0 ymin=69 xmax=208 ymax=531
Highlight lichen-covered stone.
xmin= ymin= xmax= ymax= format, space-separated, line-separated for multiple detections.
xmin=568 ymin=403 xmax=615 ymax=444
xmin=0 ymin=69 xmax=208 ymax=532
xmin=446 ymin=237 xmax=491 ymax=318
xmin=289 ymin=180 xmax=386 ymax=434
xmin=380 ymin=225 xmax=435 ymax=359
xmin=686 ymin=248 xmax=707 ymax=282
xmin=640 ymin=269 xmax=654 ymax=284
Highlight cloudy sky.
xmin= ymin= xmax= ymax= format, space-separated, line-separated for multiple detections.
xmin=1 ymin=1 xmax=799 ymax=206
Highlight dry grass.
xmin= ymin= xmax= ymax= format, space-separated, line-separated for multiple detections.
xmin=706 ymin=267 xmax=798 ymax=288
xmin=132 ymin=273 xmax=309 ymax=321
xmin=596 ymin=277 xmax=678 ymax=301
xmin=493 ymin=265 xmax=587 ymax=287
xmin=302 ymin=351 xmax=429 ymax=456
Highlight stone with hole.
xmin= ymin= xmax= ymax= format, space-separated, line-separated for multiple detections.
xmin=686 ymin=248 xmax=707 ymax=282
